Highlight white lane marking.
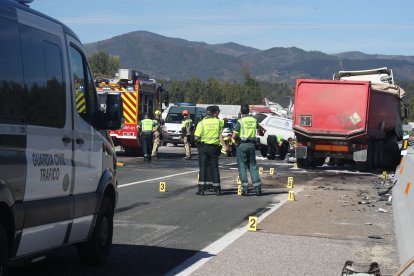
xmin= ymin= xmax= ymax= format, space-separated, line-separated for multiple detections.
xmin=118 ymin=171 xmax=198 ymax=188
xmin=167 ymin=187 xmax=303 ymax=276
xmin=118 ymin=161 xmax=237 ymax=188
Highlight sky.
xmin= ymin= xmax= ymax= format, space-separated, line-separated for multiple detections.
xmin=30 ymin=0 xmax=414 ymax=56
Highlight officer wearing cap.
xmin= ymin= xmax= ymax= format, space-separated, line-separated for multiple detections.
xmin=138 ymin=113 xmax=156 ymax=162
xmin=181 ymin=109 xmax=193 ymax=160
xmin=151 ymin=110 xmax=163 ymax=158
xmin=194 ymin=106 xmax=228 ymax=195
xmin=232 ymin=104 xmax=262 ymax=196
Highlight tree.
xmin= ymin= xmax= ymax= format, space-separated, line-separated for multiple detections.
xmin=88 ymin=50 xmax=120 ymax=77
xmin=241 ymin=67 xmax=262 ymax=104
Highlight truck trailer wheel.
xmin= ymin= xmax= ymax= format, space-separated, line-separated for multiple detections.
xmin=0 ymin=223 xmax=8 ymax=276
xmin=77 ymin=197 xmax=114 ymax=266
xmin=382 ymin=139 xmax=400 ymax=170
xmin=312 ymin=157 xmax=326 ymax=167
xmin=356 ymin=142 xmax=375 ymax=171
xmin=297 ymin=158 xmax=310 ymax=169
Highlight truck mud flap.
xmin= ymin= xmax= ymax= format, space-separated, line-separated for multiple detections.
xmin=295 ymin=146 xmax=307 ymax=159
xmin=353 ymin=149 xmax=367 ymax=162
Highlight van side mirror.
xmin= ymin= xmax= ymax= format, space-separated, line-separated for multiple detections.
xmin=103 ymin=93 xmax=123 ymax=130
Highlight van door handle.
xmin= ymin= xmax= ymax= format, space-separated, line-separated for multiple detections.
xmin=62 ymin=136 xmax=72 ymax=144
xmin=76 ymin=138 xmax=85 ymax=145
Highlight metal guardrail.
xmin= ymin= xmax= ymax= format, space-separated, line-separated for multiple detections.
xmin=393 ymin=146 xmax=414 ymax=275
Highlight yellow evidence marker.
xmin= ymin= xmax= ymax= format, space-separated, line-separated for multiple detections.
xmin=237 ymin=185 xmax=243 ymax=196
xmin=288 ymin=190 xmax=295 ymax=202
xmin=259 ymin=167 xmax=264 ymax=174
xmin=237 ymin=176 xmax=241 ymax=185
xmin=269 ymin=168 xmax=274 ymax=175
xmin=159 ymin=181 xmax=166 ymax=192
xmin=293 ymin=163 xmax=298 ymax=169
xmin=287 ymin=177 xmax=294 ymax=189
xmin=248 ymin=216 xmax=257 ymax=231
xmin=382 ymin=171 xmax=388 ymax=179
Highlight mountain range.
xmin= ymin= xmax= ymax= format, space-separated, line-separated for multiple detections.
xmin=84 ymin=31 xmax=414 ymax=83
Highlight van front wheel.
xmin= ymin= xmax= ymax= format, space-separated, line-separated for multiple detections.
xmin=0 ymin=223 xmax=8 ymax=276
xmin=77 ymin=197 xmax=114 ymax=266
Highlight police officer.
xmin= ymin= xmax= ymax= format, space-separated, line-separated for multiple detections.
xmin=194 ymin=106 xmax=227 ymax=195
xmin=205 ymin=105 xmax=221 ymax=187
xmin=138 ymin=113 xmax=156 ymax=162
xmin=181 ymin=109 xmax=193 ymax=160
xmin=151 ymin=110 xmax=163 ymax=158
xmin=221 ymin=134 xmax=235 ymax=157
xmin=232 ymin=104 xmax=262 ymax=196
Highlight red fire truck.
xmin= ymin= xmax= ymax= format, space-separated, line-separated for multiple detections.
xmin=96 ymin=69 xmax=168 ymax=155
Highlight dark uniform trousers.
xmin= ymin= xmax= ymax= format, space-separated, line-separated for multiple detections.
xmin=198 ymin=143 xmax=221 ymax=192
xmin=141 ymin=131 xmax=153 ymax=160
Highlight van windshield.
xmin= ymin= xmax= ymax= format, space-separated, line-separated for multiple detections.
xmin=166 ymin=113 xmax=196 ymax=123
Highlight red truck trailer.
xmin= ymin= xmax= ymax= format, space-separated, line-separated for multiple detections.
xmin=293 ymin=77 xmax=406 ymax=170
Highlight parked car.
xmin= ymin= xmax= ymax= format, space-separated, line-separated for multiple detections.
xmin=253 ymin=113 xmax=294 ymax=157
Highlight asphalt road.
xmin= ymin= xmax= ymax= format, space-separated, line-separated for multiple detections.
xmin=11 ymin=145 xmax=395 ymax=275
xmin=9 ymin=145 xmax=289 ymax=276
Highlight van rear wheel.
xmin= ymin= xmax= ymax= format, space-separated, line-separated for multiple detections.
xmin=77 ymin=197 xmax=114 ymax=266
xmin=0 ymin=223 xmax=8 ymax=276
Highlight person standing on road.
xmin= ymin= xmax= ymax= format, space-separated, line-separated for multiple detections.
xmin=205 ymin=105 xmax=222 ymax=186
xmin=232 ymin=104 xmax=262 ymax=196
xmin=194 ymin=106 xmax=228 ymax=195
xmin=151 ymin=110 xmax=163 ymax=159
xmin=181 ymin=109 xmax=193 ymax=160
xmin=138 ymin=113 xmax=156 ymax=162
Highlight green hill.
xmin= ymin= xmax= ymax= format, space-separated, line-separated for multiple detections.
xmin=84 ymin=31 xmax=414 ymax=83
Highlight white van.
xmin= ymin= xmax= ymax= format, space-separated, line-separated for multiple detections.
xmin=0 ymin=0 xmax=123 ymax=273
xmin=162 ymin=105 xmax=206 ymax=146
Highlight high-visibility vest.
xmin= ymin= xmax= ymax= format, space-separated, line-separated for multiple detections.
xmin=221 ymin=136 xmax=234 ymax=154
xmin=141 ymin=119 xmax=154 ymax=131
xmin=239 ymin=116 xmax=257 ymax=140
xmin=196 ymin=117 xmax=221 ymax=145
xmin=181 ymin=118 xmax=193 ymax=135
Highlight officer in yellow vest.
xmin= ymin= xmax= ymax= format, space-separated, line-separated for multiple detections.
xmin=194 ymin=106 xmax=228 ymax=195
xmin=221 ymin=134 xmax=235 ymax=157
xmin=232 ymin=104 xmax=262 ymax=196
xmin=138 ymin=113 xmax=156 ymax=162
xmin=151 ymin=110 xmax=163 ymax=158
xmin=181 ymin=109 xmax=193 ymax=160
